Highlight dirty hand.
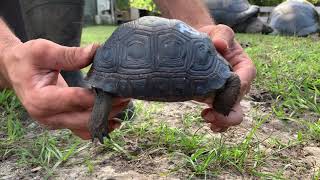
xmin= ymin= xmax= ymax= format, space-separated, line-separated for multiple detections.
xmin=198 ymin=24 xmax=256 ymax=132
xmin=0 ymin=39 xmax=129 ymax=139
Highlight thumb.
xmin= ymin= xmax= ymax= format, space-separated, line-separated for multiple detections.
xmin=199 ymin=25 xmax=235 ymax=54
xmin=213 ymin=38 xmax=229 ymax=54
xmin=30 ymin=39 xmax=99 ymax=71
xmin=56 ymin=44 xmax=100 ymax=71
xmin=201 ymin=102 xmax=243 ymax=130
xmin=211 ymin=26 xmax=235 ymax=54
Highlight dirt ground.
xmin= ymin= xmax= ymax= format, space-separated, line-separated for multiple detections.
xmin=1 ymin=87 xmax=319 ymax=179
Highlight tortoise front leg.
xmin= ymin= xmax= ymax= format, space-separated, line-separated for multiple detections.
xmin=213 ymin=73 xmax=241 ymax=116
xmin=89 ymin=88 xmax=113 ymax=143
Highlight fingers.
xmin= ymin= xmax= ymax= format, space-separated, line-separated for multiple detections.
xmin=209 ymin=27 xmax=256 ymax=98
xmin=112 ymin=97 xmax=131 ymax=107
xmin=32 ymin=87 xmax=131 ymax=117
xmin=223 ymin=43 xmax=256 ymax=98
xmin=33 ymin=86 xmax=95 ymax=116
xmin=234 ymin=62 xmax=256 ymax=97
xmin=72 ymin=118 xmax=122 ymax=140
xmin=211 ymin=25 xmax=235 ymax=50
xmin=212 ymin=39 xmax=229 ymax=54
xmin=28 ymin=39 xmax=99 ymax=71
xmin=37 ymin=98 xmax=129 ymax=139
xmin=201 ymin=102 xmax=243 ymax=132
xmin=197 ymin=24 xmax=254 ymax=132
xmin=72 ymin=130 xmax=91 ymax=140
xmin=42 ymin=100 xmax=128 ymax=130
xmin=43 ymin=110 xmax=92 ymax=131
xmin=56 ymin=74 xmax=69 ymax=87
xmin=199 ymin=24 xmax=235 ymax=54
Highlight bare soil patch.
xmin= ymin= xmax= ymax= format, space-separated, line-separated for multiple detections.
xmin=1 ymin=95 xmax=319 ymax=179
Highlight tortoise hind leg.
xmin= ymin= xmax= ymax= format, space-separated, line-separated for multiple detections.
xmin=213 ymin=73 xmax=241 ymax=116
xmin=89 ymin=88 xmax=113 ymax=143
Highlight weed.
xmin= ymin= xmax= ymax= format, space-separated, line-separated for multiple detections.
xmin=182 ymin=111 xmax=203 ymax=128
xmin=14 ymin=131 xmax=83 ymax=177
xmin=85 ymin=159 xmax=94 ymax=174
xmin=0 ymin=90 xmax=24 ymax=141
xmin=313 ymin=168 xmax=320 ymax=180
xmin=308 ymin=119 xmax=320 ymax=141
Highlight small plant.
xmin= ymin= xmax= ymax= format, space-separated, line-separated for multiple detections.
xmin=16 ymin=132 xmax=82 ymax=176
xmin=0 ymin=90 xmax=24 ymax=141
xmin=308 ymin=120 xmax=320 ymax=141
xmin=313 ymin=168 xmax=320 ymax=180
xmin=85 ymin=159 xmax=94 ymax=174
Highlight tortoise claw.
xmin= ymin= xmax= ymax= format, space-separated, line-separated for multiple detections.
xmin=97 ymin=133 xmax=105 ymax=144
xmin=91 ymin=130 xmax=109 ymax=144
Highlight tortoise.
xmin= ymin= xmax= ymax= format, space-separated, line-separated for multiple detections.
xmin=86 ymin=16 xmax=241 ymax=143
xmin=204 ymin=0 xmax=273 ymax=34
xmin=268 ymin=0 xmax=320 ymax=36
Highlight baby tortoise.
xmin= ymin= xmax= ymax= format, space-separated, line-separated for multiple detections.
xmin=86 ymin=16 xmax=240 ymax=143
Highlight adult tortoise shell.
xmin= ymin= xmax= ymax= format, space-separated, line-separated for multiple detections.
xmin=268 ymin=0 xmax=320 ymax=36
xmin=204 ymin=0 xmax=273 ymax=34
xmin=86 ymin=16 xmax=240 ymax=143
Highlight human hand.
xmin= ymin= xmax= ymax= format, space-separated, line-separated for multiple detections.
xmin=0 ymin=39 xmax=130 ymax=139
xmin=197 ymin=24 xmax=256 ymax=132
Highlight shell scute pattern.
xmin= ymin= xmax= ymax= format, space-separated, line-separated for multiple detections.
xmin=118 ymin=33 xmax=152 ymax=73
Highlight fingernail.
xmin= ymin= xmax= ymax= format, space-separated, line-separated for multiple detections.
xmin=84 ymin=44 xmax=93 ymax=52
xmin=211 ymin=126 xmax=222 ymax=133
xmin=110 ymin=118 xmax=121 ymax=130
xmin=221 ymin=39 xmax=229 ymax=48
xmin=201 ymin=108 xmax=212 ymax=119
xmin=84 ymin=44 xmax=98 ymax=57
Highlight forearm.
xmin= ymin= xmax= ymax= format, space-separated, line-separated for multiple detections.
xmin=153 ymin=0 xmax=214 ymax=29
xmin=0 ymin=18 xmax=21 ymax=89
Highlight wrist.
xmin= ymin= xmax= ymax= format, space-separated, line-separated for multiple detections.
xmin=0 ymin=38 xmax=21 ymax=89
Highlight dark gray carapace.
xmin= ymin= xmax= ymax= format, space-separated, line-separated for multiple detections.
xmin=86 ymin=16 xmax=240 ymax=143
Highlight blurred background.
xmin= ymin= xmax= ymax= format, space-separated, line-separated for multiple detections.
xmin=83 ymin=0 xmax=320 ymax=25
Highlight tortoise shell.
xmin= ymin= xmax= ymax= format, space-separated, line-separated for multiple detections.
xmin=86 ymin=16 xmax=232 ymax=101
xmin=204 ymin=0 xmax=259 ymax=27
xmin=268 ymin=0 xmax=320 ymax=36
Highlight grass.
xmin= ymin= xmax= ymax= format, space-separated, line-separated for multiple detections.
xmin=81 ymin=25 xmax=118 ymax=46
xmin=102 ymin=103 xmax=272 ymax=177
xmin=237 ymin=34 xmax=320 ymax=120
xmin=0 ymin=26 xmax=319 ymax=178
xmin=0 ymin=90 xmax=24 ymax=142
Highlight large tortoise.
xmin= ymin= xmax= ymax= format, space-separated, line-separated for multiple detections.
xmin=268 ymin=0 xmax=320 ymax=36
xmin=86 ymin=16 xmax=240 ymax=143
xmin=204 ymin=0 xmax=273 ymax=34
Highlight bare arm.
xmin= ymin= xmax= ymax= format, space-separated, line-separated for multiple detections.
xmin=153 ymin=0 xmax=214 ymax=28
xmin=0 ymin=18 xmax=21 ymax=89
